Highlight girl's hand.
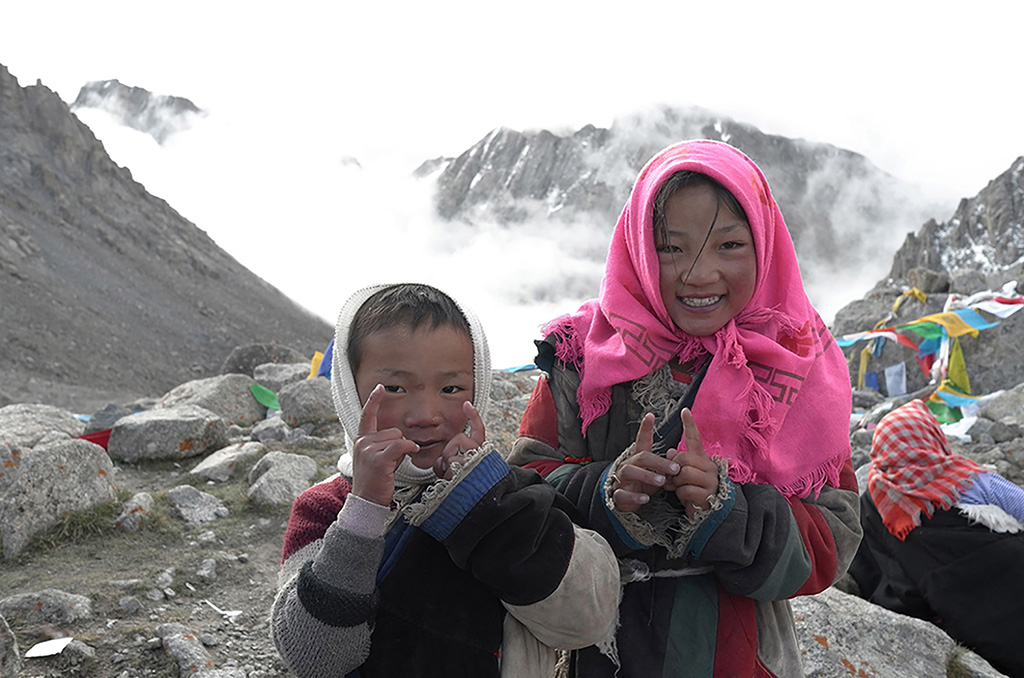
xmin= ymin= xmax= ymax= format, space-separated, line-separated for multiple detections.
xmin=433 ymin=401 xmax=486 ymax=480
xmin=611 ymin=413 xmax=682 ymax=513
xmin=351 ymin=384 xmax=419 ymax=506
xmin=664 ymin=408 xmax=719 ymax=519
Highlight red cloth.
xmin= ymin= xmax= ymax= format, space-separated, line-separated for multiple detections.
xmin=867 ymin=399 xmax=982 ymax=540
xmin=78 ymin=428 xmax=112 ymax=450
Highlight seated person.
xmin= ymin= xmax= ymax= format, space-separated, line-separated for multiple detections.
xmin=849 ymin=399 xmax=1024 ymax=677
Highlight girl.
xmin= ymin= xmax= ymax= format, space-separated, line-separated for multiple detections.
xmin=510 ymin=140 xmax=862 ymax=677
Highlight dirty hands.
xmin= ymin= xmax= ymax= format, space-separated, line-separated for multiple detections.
xmin=611 ymin=408 xmax=719 ymax=519
xmin=351 ymin=384 xmax=419 ymax=506
xmin=432 ymin=400 xmax=485 ymax=481
xmin=351 ymin=386 xmax=487 ymax=507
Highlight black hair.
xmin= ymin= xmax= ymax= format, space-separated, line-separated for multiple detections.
xmin=346 ymin=283 xmax=472 ymax=373
xmin=652 ymin=171 xmax=749 ymax=284
xmin=652 ymin=171 xmax=747 ymax=239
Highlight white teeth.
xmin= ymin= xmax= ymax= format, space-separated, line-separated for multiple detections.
xmin=681 ymin=296 xmax=722 ymax=308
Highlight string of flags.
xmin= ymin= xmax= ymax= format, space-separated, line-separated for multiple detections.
xmin=835 ymin=284 xmax=1024 ymax=422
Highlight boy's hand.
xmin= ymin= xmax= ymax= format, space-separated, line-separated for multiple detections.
xmin=664 ymin=408 xmax=719 ymax=519
xmin=611 ymin=413 xmax=681 ymax=513
xmin=351 ymin=384 xmax=419 ymax=506
xmin=434 ymin=401 xmax=485 ymax=480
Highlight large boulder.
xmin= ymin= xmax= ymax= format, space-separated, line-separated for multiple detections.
xmin=107 ymin=405 xmax=228 ymax=462
xmin=246 ymin=451 xmax=318 ymax=506
xmin=0 ymin=403 xmax=84 ymax=448
xmin=0 ymin=614 xmax=20 ymax=678
xmin=0 ymin=439 xmax=117 ymax=559
xmin=157 ymin=374 xmax=266 ymax=426
xmin=253 ymin=362 xmax=309 ymax=394
xmin=189 ymin=442 xmax=264 ymax=482
xmin=278 ymin=378 xmax=337 ymax=429
xmin=793 ymin=586 xmax=1004 ymax=677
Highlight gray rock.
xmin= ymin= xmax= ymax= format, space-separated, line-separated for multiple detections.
xmin=0 ymin=444 xmax=21 ymax=496
xmin=907 ymin=266 xmax=951 ymax=294
xmin=246 ymin=451 xmax=318 ymax=506
xmin=851 ymin=388 xmax=885 ymax=411
xmin=55 ymin=639 xmax=96 ymax=671
xmin=0 ymin=439 xmax=117 ymax=559
xmin=951 ymin=268 xmax=990 ymax=295
xmin=278 ymin=377 xmax=336 ymax=429
xmin=189 ymin=442 xmax=264 ymax=482
xmin=0 ymin=614 xmax=20 ymax=678
xmin=792 ymin=587 xmax=1005 ymax=677
xmin=196 ymin=558 xmax=217 ymax=582
xmin=253 ymin=362 xmax=309 ymax=394
xmin=252 ymin=416 xmax=292 ymax=443
xmin=0 ymin=589 xmax=92 ymax=625
xmin=0 ymin=403 xmax=85 ymax=448
xmin=165 ymin=485 xmax=229 ymax=525
xmin=84 ymin=403 xmax=135 ymax=434
xmin=107 ymin=405 xmax=228 ymax=462
xmin=220 ymin=344 xmax=308 ymax=378
xmin=118 ymin=596 xmax=143 ymax=615
xmin=114 ymin=492 xmax=155 ymax=532
xmin=158 ymin=374 xmax=266 ymax=427
xmin=156 ymin=622 xmax=216 ymax=677
xmin=980 ymin=383 xmax=1024 ymax=424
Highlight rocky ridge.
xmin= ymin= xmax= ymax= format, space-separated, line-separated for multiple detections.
xmin=70 ymin=79 xmax=203 ymax=145
xmin=833 ymin=156 xmax=1024 ymax=397
xmin=422 ymin=107 xmax=947 ymax=301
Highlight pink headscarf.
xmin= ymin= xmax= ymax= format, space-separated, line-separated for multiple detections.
xmin=545 ymin=140 xmax=851 ymax=498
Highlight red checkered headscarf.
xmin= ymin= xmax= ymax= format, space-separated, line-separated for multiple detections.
xmin=868 ymin=399 xmax=982 ymax=540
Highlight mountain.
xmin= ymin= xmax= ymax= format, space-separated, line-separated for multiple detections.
xmin=70 ymin=79 xmax=202 ymax=144
xmin=833 ymin=156 xmax=1024 ymax=396
xmin=421 ymin=106 xmax=947 ymax=310
xmin=0 ymin=65 xmax=332 ymax=410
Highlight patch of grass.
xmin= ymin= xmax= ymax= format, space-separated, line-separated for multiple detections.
xmin=946 ymin=644 xmax=971 ymax=678
xmin=16 ymin=491 xmax=184 ymax=560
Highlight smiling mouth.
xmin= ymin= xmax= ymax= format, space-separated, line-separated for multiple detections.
xmin=679 ymin=295 xmax=723 ymax=308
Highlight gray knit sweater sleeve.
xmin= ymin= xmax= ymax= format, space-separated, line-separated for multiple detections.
xmin=271 ymin=486 xmax=387 ymax=678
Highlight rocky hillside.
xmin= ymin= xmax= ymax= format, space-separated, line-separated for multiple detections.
xmin=0 ymin=64 xmax=332 ymax=411
xmin=833 ymin=156 xmax=1024 ymax=396
xmin=422 ymin=107 xmax=946 ymax=299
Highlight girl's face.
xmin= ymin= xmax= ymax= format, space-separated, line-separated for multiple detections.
xmin=656 ymin=182 xmax=756 ymax=336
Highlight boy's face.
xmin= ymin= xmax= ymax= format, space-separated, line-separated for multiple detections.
xmin=354 ymin=323 xmax=475 ymax=469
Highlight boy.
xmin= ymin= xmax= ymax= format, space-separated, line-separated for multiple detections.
xmin=271 ymin=283 xmax=618 ymax=678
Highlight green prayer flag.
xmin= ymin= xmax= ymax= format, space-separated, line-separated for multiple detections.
xmin=249 ymin=383 xmax=280 ymax=410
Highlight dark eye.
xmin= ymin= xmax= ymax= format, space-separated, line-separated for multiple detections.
xmin=721 ymin=240 xmax=746 ymax=251
xmin=383 ymin=385 xmax=405 ymax=393
xmin=441 ymin=385 xmax=466 ymax=395
xmin=656 ymin=244 xmax=682 ymax=254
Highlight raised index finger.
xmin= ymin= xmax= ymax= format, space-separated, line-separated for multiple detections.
xmin=462 ymin=401 xmax=485 ymax=446
xmin=680 ymin=408 xmax=704 ymax=455
xmin=358 ymin=384 xmax=385 ymax=435
xmin=634 ymin=412 xmax=655 ymax=456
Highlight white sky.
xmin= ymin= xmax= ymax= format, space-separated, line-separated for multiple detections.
xmin=4 ymin=1 xmax=1024 ymax=366
xmin=5 ymin=0 xmax=1023 ymax=197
